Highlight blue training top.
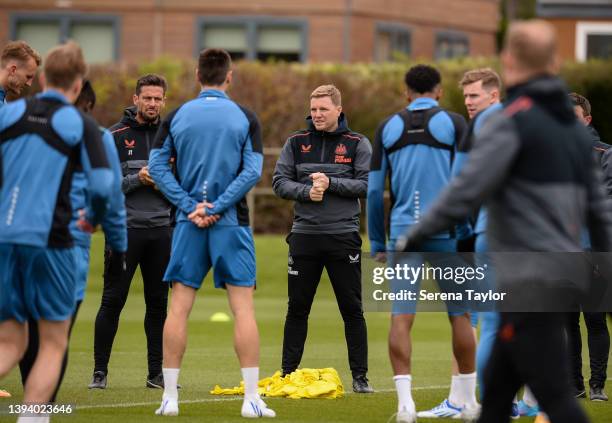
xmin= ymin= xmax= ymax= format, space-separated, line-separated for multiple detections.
xmin=0 ymin=90 xmax=113 ymax=248
xmin=450 ymin=102 xmax=503 ymax=236
xmin=69 ymin=128 xmax=127 ymax=252
xmin=149 ymin=89 xmax=263 ymax=226
xmin=367 ymin=97 xmax=468 ymax=254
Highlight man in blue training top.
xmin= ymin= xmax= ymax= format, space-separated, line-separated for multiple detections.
xmin=367 ymin=64 xmax=477 ymax=423
xmin=0 ymin=39 xmax=40 ymax=401
xmin=18 ymin=79 xmax=128 ymax=403
xmin=0 ymin=41 xmax=40 ymax=105
xmin=416 ymin=68 xmax=508 ymax=419
xmin=0 ymin=42 xmax=113 ymax=411
xmin=149 ymin=48 xmax=275 ymax=418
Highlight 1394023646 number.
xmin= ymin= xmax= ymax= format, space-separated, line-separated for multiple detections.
xmin=6 ymin=403 xmax=74 ymax=415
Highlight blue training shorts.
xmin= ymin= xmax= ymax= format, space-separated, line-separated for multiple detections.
xmin=388 ymin=238 xmax=468 ymax=316
xmin=74 ymin=246 xmax=91 ymax=302
xmin=0 ymin=243 xmax=77 ymax=322
xmin=164 ymin=222 xmax=256 ymax=289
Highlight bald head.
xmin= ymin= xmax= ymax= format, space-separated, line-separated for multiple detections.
xmin=502 ymin=20 xmax=559 ymax=86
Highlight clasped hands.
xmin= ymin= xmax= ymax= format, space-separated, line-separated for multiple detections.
xmin=188 ymin=202 xmax=221 ymax=228
xmin=309 ymin=172 xmax=329 ymax=202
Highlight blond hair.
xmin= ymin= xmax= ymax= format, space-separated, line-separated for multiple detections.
xmin=44 ymin=41 xmax=87 ymax=90
xmin=1 ymin=40 xmax=41 ymax=67
xmin=310 ymin=84 xmax=341 ymax=106
xmin=459 ymin=68 xmax=501 ymax=91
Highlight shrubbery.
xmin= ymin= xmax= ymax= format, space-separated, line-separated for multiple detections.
xmin=85 ymin=57 xmax=612 ymax=232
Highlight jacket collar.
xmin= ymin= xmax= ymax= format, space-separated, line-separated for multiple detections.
xmin=120 ymin=106 xmax=160 ymax=129
xmin=306 ymin=112 xmax=350 ymax=135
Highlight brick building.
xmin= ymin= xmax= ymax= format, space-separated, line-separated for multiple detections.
xmin=537 ymin=0 xmax=612 ymax=61
xmin=0 ymin=0 xmax=499 ymax=64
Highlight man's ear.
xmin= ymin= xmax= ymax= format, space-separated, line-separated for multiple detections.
xmin=585 ymin=115 xmax=593 ymax=125
xmin=38 ymin=72 xmax=46 ymax=90
xmin=226 ymin=69 xmax=233 ymax=85
xmin=133 ymin=93 xmax=139 ymax=106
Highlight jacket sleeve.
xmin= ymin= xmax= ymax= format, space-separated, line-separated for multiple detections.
xmin=402 ymin=112 xmax=521 ymax=246
xmin=367 ymin=122 xmax=389 ymax=254
xmin=100 ymin=129 xmax=127 ymax=253
xmin=80 ymin=114 xmax=113 ymax=225
xmin=149 ymin=109 xmax=198 ymax=215
xmin=586 ymin=151 xmax=612 ymax=251
xmin=122 ymin=173 xmax=142 ymax=194
xmin=328 ymin=137 xmax=372 ymax=198
xmin=600 ymin=148 xmax=612 ymax=197
xmin=272 ymin=137 xmax=313 ymax=202
xmin=207 ymin=112 xmax=263 ymax=216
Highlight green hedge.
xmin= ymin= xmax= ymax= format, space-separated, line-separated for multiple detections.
xmin=84 ymin=57 xmax=612 ymax=233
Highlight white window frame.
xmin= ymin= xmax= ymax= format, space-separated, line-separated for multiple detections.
xmin=575 ymin=21 xmax=612 ymax=62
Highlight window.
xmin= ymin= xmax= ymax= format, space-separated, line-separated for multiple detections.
xmin=576 ymin=22 xmax=612 ymax=61
xmin=435 ymin=32 xmax=469 ymax=60
xmin=11 ymin=14 xmax=119 ymax=63
xmin=257 ymin=26 xmax=302 ymax=62
xmin=202 ymin=25 xmax=248 ymax=60
xmin=198 ymin=18 xmax=307 ymax=62
xmin=375 ymin=23 xmax=411 ymax=62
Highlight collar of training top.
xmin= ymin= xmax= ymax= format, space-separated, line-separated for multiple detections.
xmin=407 ymin=97 xmax=439 ymax=111
xmin=38 ymin=89 xmax=70 ymax=104
xmin=198 ymin=89 xmax=228 ymax=100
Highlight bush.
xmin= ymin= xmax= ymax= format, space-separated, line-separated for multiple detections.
xmin=81 ymin=57 xmax=612 ymax=232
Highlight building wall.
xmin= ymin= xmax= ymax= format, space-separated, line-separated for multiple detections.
xmin=0 ymin=0 xmax=500 ymax=63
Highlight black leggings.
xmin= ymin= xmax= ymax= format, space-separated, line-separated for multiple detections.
xmin=567 ymin=312 xmax=609 ymax=390
xmin=479 ymin=313 xmax=589 ymax=423
xmin=19 ymin=302 xmax=82 ymax=402
xmin=282 ymin=232 xmax=368 ymax=378
xmin=94 ymin=227 xmax=171 ymax=378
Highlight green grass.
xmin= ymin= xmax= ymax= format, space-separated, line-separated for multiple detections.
xmin=1 ymin=234 xmax=611 ymax=422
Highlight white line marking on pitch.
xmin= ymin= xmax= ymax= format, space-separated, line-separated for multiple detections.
xmin=76 ymin=385 xmax=450 ymax=410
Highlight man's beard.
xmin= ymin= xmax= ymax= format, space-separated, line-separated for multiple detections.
xmin=6 ymin=78 xmax=24 ymax=100
xmin=138 ymin=109 xmax=159 ymax=123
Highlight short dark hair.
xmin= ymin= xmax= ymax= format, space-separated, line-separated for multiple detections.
xmin=569 ymin=92 xmax=591 ymax=117
xmin=135 ymin=73 xmax=167 ymax=95
xmin=75 ymin=79 xmax=96 ymax=111
xmin=197 ymin=48 xmax=231 ymax=86
xmin=404 ymin=64 xmax=442 ymax=94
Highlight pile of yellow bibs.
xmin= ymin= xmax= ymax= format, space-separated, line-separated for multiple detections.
xmin=210 ymin=368 xmax=344 ymax=399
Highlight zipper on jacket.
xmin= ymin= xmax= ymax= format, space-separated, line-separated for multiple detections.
xmin=320 ymin=133 xmax=326 ymax=162
xmin=145 ymin=131 xmax=151 ymax=152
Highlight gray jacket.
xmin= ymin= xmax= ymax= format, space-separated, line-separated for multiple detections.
xmin=273 ymin=114 xmax=372 ymax=234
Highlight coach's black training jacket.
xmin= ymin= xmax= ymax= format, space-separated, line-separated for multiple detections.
xmin=109 ymin=107 xmax=172 ymax=229
xmin=273 ymin=113 xmax=372 ymax=234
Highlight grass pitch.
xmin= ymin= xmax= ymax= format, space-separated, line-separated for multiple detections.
xmin=1 ymin=234 xmax=611 ymax=422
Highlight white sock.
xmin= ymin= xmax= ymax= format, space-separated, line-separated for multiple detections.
xmin=523 ymin=385 xmax=538 ymax=408
xmin=456 ymin=372 xmax=478 ymax=407
xmin=162 ymin=368 xmax=180 ymax=400
xmin=242 ymin=367 xmax=259 ymax=400
xmin=394 ymin=375 xmax=415 ymax=412
xmin=17 ymin=416 xmax=49 ymax=423
xmin=448 ymin=375 xmax=462 ymax=407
